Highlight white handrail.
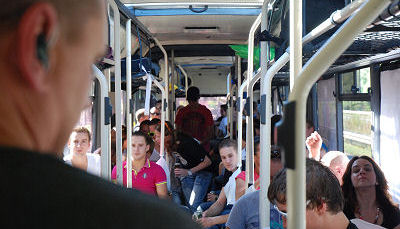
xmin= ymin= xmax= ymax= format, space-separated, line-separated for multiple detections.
xmin=92 ymin=66 xmax=111 ymax=180
xmin=148 ymin=74 xmax=166 ymax=158
xmin=108 ymin=0 xmax=123 ymax=185
xmin=177 ymin=65 xmax=189 ymax=96
xmin=153 ymin=37 xmax=169 ymax=122
xmin=286 ymin=1 xmax=390 ymax=229
xmin=245 ymin=13 xmax=262 ymax=189
xmin=126 ymin=19 xmax=132 ymax=188
xmin=258 ymin=0 xmax=366 ymax=227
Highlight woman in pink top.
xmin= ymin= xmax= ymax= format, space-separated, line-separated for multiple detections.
xmin=112 ymin=131 xmax=168 ymax=198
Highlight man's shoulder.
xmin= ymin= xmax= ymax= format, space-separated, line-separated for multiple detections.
xmin=0 ymin=147 xmax=200 ymax=229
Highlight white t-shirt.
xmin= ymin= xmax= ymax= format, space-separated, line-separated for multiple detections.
xmin=64 ymin=153 xmax=101 ymax=177
xmin=156 ymin=156 xmax=171 ymax=192
xmin=350 ymin=219 xmax=386 ymax=229
xmin=224 ymin=168 xmax=242 ymax=205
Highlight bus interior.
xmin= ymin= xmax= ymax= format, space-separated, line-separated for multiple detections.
xmin=80 ymin=0 xmax=400 ymax=228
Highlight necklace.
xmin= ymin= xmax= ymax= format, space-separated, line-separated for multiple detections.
xmin=357 ymin=207 xmax=380 ymax=224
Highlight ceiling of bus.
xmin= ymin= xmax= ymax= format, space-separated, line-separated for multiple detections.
xmin=122 ymin=0 xmax=263 ymax=3
xmin=137 ymin=15 xmax=258 ymax=45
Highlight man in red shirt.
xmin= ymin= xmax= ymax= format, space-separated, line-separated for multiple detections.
xmin=175 ymin=86 xmax=214 ymax=151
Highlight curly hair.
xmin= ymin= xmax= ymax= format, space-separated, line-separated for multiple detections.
xmin=342 ymin=156 xmax=398 ymax=221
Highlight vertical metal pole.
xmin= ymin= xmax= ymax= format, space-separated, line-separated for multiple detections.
xmin=108 ymin=0 xmax=123 ymax=185
xmin=126 ymin=19 xmax=132 ymax=188
xmin=236 ymin=55 xmax=241 ymax=140
xmin=228 ymin=73 xmax=233 ymax=138
xmin=260 ymin=1 xmax=271 ymax=227
xmin=288 ymin=0 xmax=304 ymax=227
xmin=246 ymin=13 xmax=261 ymax=188
xmin=170 ymin=49 xmax=176 ymax=123
xmin=153 ymin=38 xmax=169 ymax=122
xmin=93 ymin=66 xmax=111 ymax=180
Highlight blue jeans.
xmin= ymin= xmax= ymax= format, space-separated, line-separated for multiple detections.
xmin=181 ymin=170 xmax=212 ymax=213
xmin=198 ymin=202 xmax=233 ymax=229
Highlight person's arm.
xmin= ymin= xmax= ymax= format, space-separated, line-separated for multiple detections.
xmin=155 ymin=182 xmax=168 ymax=199
xmin=198 ymin=215 xmax=229 ymax=228
xmin=305 ymin=131 xmax=322 ymax=161
xmin=203 ymin=187 xmax=227 ymax=217
xmin=235 ymin=178 xmax=246 ymax=201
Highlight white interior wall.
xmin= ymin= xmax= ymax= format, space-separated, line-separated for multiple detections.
xmin=317 ymin=77 xmax=337 ymax=151
xmin=187 ymin=68 xmax=230 ymax=95
xmin=380 ymin=69 xmax=400 ymax=204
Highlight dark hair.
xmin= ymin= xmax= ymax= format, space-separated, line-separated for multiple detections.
xmin=220 ymin=104 xmax=228 ymax=111
xmin=149 ymin=118 xmax=161 ymax=126
xmin=218 ymin=139 xmax=237 ymax=153
xmin=306 ymin=119 xmax=315 ymax=129
xmin=268 ymin=158 xmax=344 ymax=214
xmin=132 ymin=131 xmax=151 ymax=145
xmin=342 ymin=156 xmax=398 ymax=219
xmin=156 ymin=121 xmax=174 ymax=136
xmin=186 ymin=86 xmax=200 ymax=102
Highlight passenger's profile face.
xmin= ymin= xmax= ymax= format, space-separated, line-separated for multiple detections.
xmin=350 ymin=158 xmax=377 ymax=188
xmin=275 ymin=201 xmax=320 ymax=229
xmin=131 ymin=136 xmax=149 ymax=161
xmin=219 ymin=146 xmax=238 ymax=172
xmin=69 ymin=132 xmax=90 ymax=155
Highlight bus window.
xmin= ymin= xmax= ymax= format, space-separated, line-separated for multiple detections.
xmin=340 ymin=68 xmax=372 ymax=157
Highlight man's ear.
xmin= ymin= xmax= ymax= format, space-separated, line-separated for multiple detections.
xmin=316 ymin=202 xmax=328 ymax=215
xmin=15 ymin=2 xmax=57 ymax=92
xmin=146 ymin=144 xmax=150 ymax=152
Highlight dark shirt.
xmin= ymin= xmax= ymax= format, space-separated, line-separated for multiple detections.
xmin=0 ymin=147 xmax=201 ymax=229
xmin=347 ymin=222 xmax=359 ymax=229
xmin=176 ymin=133 xmax=212 ymax=172
xmin=344 ymin=205 xmax=400 ymax=229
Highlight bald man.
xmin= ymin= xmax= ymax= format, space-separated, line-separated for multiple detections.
xmin=0 ymin=1 xmax=199 ymax=228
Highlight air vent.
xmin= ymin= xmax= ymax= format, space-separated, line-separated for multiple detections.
xmin=184 ymin=26 xmax=219 ymax=33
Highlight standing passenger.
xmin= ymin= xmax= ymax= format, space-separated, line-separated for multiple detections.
xmin=0 ymin=1 xmax=200 ymax=228
xmin=64 ymin=126 xmax=100 ymax=176
xmin=175 ymin=86 xmax=214 ymax=151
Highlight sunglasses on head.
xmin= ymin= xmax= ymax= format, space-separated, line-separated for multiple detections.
xmin=271 ymin=145 xmax=281 ymax=159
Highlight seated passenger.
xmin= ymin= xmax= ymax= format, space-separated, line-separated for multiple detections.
xmin=149 ymin=118 xmax=161 ymax=136
xmin=139 ymin=119 xmax=151 ymax=134
xmin=173 ymin=132 xmax=213 ymax=213
xmin=150 ymin=100 xmax=162 ymax=120
xmin=342 ymin=156 xmax=400 ymax=228
xmin=216 ymin=104 xmax=228 ymax=138
xmin=305 ymin=120 xmax=328 ymax=159
xmin=111 ymin=131 xmax=168 ymax=198
xmin=321 ymin=151 xmax=349 ymax=186
xmin=306 ymin=131 xmax=349 ymax=186
xmin=268 ymin=158 xmax=385 ymax=229
xmin=149 ymin=122 xmax=168 ymax=162
xmin=64 ymin=126 xmax=100 ymax=176
xmin=134 ymin=108 xmax=149 ymax=131
xmin=196 ymin=139 xmax=241 ymax=229
xmin=226 ymin=145 xmax=284 ymax=229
